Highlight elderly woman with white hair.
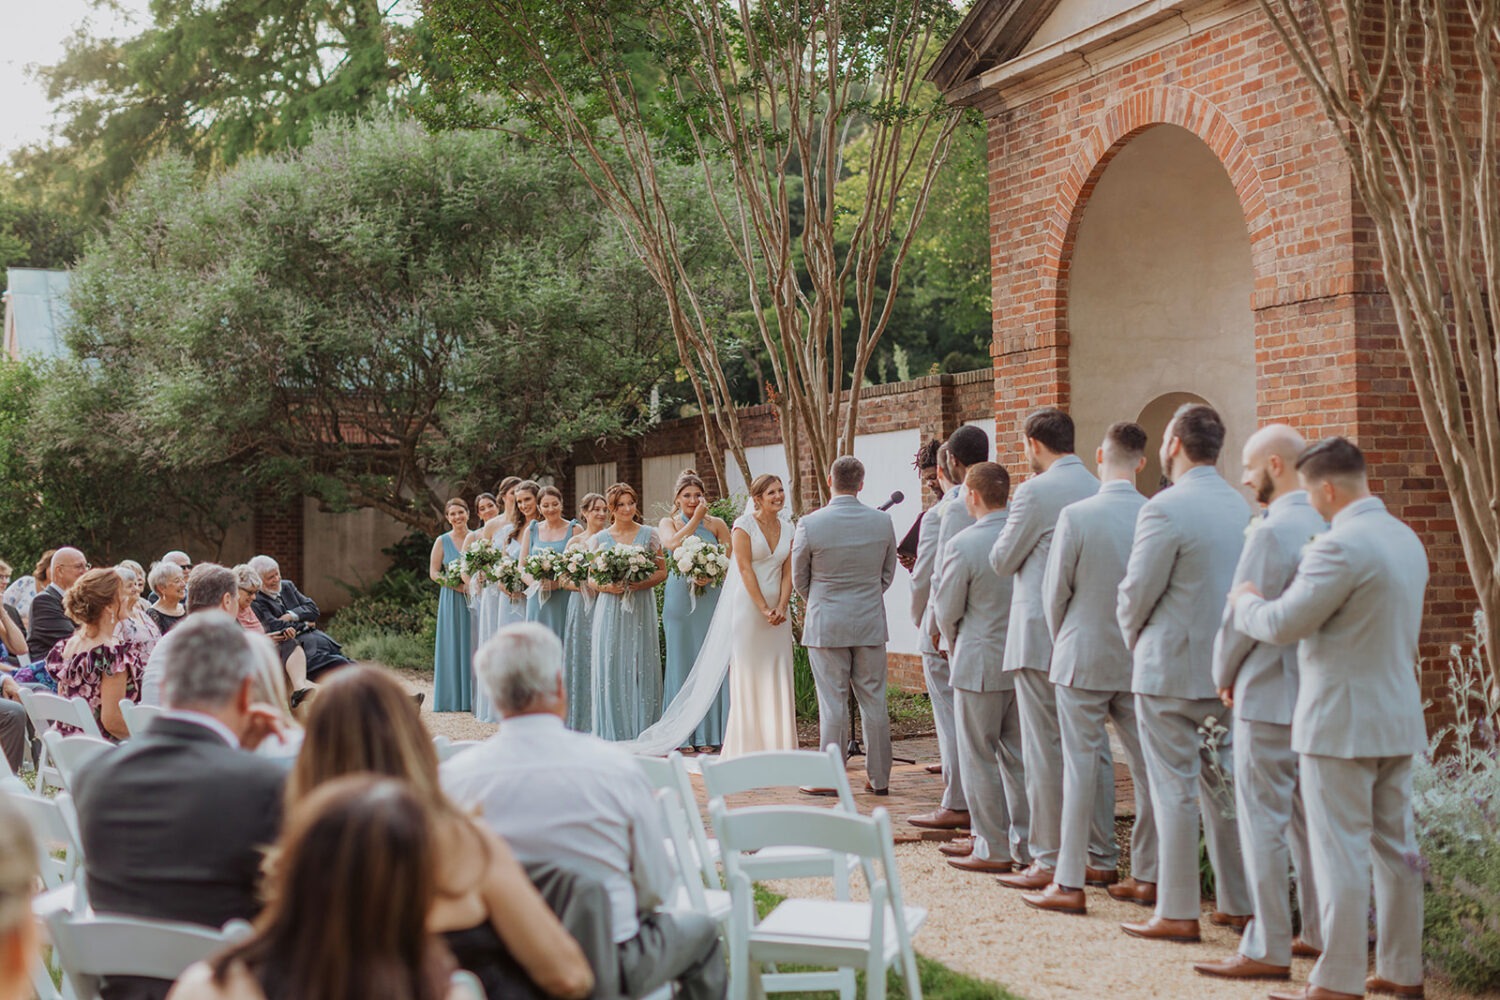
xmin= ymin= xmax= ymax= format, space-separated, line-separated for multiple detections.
xmin=247 ymin=555 xmax=350 ymax=685
xmin=146 ymin=560 xmax=188 ymax=635
xmin=233 ymin=564 xmax=317 ymax=708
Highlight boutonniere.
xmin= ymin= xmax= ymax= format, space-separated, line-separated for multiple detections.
xmin=1300 ymin=532 xmax=1324 ymax=558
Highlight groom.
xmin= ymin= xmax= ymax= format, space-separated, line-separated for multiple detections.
xmin=792 ymin=456 xmax=899 ymax=795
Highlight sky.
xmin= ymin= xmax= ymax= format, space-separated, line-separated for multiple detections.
xmin=0 ymin=0 xmax=153 ymax=157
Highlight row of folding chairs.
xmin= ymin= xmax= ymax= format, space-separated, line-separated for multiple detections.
xmin=639 ymin=747 xmax=926 ymax=1000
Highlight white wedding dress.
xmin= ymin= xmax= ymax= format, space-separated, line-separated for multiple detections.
xmin=719 ymin=512 xmax=797 ymax=757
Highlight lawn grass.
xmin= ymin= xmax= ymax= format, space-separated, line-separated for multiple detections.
xmin=751 ymin=886 xmax=1024 ymax=1000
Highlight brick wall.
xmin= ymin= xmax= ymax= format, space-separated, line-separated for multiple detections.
xmin=251 ymin=493 xmax=305 ymax=587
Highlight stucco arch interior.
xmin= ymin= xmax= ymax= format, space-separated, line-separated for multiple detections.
xmin=1064 ymin=123 xmax=1256 ymax=495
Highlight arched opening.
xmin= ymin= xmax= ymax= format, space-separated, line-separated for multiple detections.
xmin=1064 ymin=124 xmax=1256 ymax=497
xmin=1135 ymin=391 xmax=1210 ymax=496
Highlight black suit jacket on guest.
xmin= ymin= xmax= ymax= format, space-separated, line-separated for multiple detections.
xmin=252 ymin=581 xmax=348 ymax=679
xmin=72 ymin=716 xmax=286 ymax=929
xmin=26 ymin=585 xmax=73 ymax=661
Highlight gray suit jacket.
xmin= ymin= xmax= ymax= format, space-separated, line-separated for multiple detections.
xmin=792 ymin=494 xmax=898 ymax=648
xmin=988 ymin=454 xmax=1099 ymax=672
xmin=933 ymin=511 xmax=1013 ymax=692
xmin=1043 ymin=480 xmax=1146 ymax=691
xmin=1117 ymin=465 xmax=1248 ymax=700
xmin=909 ymin=488 xmax=959 ymax=649
xmin=923 ymin=487 xmax=977 ymax=639
xmin=1212 ymin=491 xmax=1327 ymax=725
xmin=1234 ymin=496 xmax=1428 ymax=758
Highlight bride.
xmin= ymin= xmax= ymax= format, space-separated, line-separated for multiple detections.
xmin=617 ymin=472 xmax=797 ymax=756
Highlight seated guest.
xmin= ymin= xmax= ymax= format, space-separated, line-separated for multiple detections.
xmin=290 ymin=666 xmax=595 ymax=999
xmin=115 ymin=561 xmax=162 ymax=655
xmin=0 ymin=603 xmax=23 ymax=666
xmin=243 ymin=635 xmax=303 ymax=760
xmin=0 ymin=796 xmax=39 ymax=1000
xmin=445 ymin=623 xmax=726 ymax=1000
xmin=169 ymin=776 xmax=469 ymax=1000
xmin=73 ymin=612 xmax=287 ymax=1000
xmin=233 ymin=565 xmax=315 ymax=707
xmin=27 ymin=547 xmax=86 ymax=662
xmin=146 ymin=561 xmax=187 ymax=635
xmin=2 ymin=549 xmax=51 ymax=631
xmin=146 ymin=550 xmax=192 ymax=604
xmin=141 ymin=564 xmax=240 ymax=707
xmin=47 ymin=568 xmax=146 ymax=740
xmin=247 ymin=556 xmax=349 ymax=683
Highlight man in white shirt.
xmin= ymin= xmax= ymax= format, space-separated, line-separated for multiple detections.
xmin=444 ymin=623 xmax=726 ymax=1000
xmin=140 ymin=564 xmax=240 ymax=707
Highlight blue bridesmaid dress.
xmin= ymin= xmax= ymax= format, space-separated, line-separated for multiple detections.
xmin=661 ymin=518 xmax=727 ymax=747
xmin=476 ymin=527 xmax=525 ymax=725
xmin=433 ymin=532 xmax=473 ymax=712
xmin=561 ymin=544 xmax=596 ymax=733
xmin=589 ymin=525 xmax=663 ymax=741
xmin=525 ymin=520 xmax=575 ymax=639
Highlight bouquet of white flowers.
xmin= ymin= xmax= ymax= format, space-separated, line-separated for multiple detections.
xmin=588 ymin=543 xmax=657 ymax=611
xmin=670 ymin=535 xmax=731 ymax=606
xmin=562 ymin=546 xmax=593 ymax=589
xmin=462 ymin=537 xmax=504 ymax=584
xmin=524 ymin=547 xmax=568 ymax=603
xmin=492 ymin=555 xmax=525 ymax=597
xmin=438 ymin=560 xmax=467 ymax=591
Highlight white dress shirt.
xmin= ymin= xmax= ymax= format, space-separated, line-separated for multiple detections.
xmin=140 ymin=626 xmax=181 ymax=707
xmin=440 ymin=712 xmax=673 ymax=942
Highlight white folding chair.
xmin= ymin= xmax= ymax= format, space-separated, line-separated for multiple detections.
xmin=18 ymin=690 xmax=103 ymax=793
xmin=712 ymin=804 xmax=926 ymax=1000
xmin=637 ymin=752 xmax=721 ymax=888
xmin=432 ymin=735 xmax=481 ymax=762
xmin=700 ymin=746 xmax=859 ymax=897
xmin=450 ymin=970 xmax=486 ymax=1000
xmin=118 ymin=700 xmax=163 ymax=739
xmin=0 ymin=776 xmax=82 ymax=889
xmin=41 ymin=732 xmax=114 ymax=793
xmin=41 ymin=887 xmax=252 ymax=1000
xmin=654 ymin=788 xmax=731 ymax=924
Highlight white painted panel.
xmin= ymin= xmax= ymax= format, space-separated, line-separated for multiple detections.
xmin=721 ymin=444 xmax=792 ymax=505
xmin=301 ymin=500 xmax=410 ymax=612
xmin=574 ymin=462 xmax=616 ymax=511
xmin=964 ymin=417 xmax=997 ymax=456
xmin=852 ymin=428 xmax=923 ymax=657
xmin=642 ymin=452 xmax=696 ymax=521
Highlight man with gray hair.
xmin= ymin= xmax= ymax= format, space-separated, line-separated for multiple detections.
xmin=247 ymin=555 xmax=349 ymax=681
xmin=139 ymin=563 xmax=240 ymax=707
xmin=791 ymin=456 xmax=899 ymax=795
xmin=73 ymin=612 xmax=287 ymax=1000
xmin=444 ymin=623 xmax=726 ymax=1000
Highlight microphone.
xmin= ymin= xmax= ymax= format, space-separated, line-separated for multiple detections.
xmin=877 ymin=491 xmax=904 ymax=512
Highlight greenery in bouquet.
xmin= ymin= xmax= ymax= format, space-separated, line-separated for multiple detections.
xmin=525 ymin=547 xmax=568 ymax=591
xmin=438 ymin=560 xmax=467 ymax=590
xmin=561 ymin=546 xmax=592 ymax=588
xmin=461 ymin=537 xmax=504 ymax=583
xmin=670 ymin=535 xmax=730 ymax=594
xmin=492 ymin=555 xmax=525 ymax=595
xmin=588 ymin=543 xmax=656 ymax=589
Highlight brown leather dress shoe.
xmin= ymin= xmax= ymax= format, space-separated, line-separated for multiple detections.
xmin=938 ymin=837 xmax=973 ymax=858
xmin=1291 ymin=938 xmax=1322 ymax=959
xmin=1120 ymin=916 xmax=1201 ymax=942
xmin=1085 ymin=865 xmax=1120 ymax=887
xmin=1366 ymin=975 xmax=1424 ymax=998
xmin=1267 ymin=987 xmax=1363 ymax=1000
xmin=907 ymin=808 xmax=970 ymax=830
xmin=946 ymin=855 xmax=1015 ymax=875
xmin=798 ymin=786 xmax=838 ymax=797
xmin=1106 ymin=877 xmax=1157 ymax=906
xmin=1211 ymin=911 xmax=1252 ymax=932
xmin=924 ymin=763 xmax=943 ymax=774
xmin=1192 ymin=955 xmax=1291 ymax=981
xmin=1022 ymin=883 xmax=1086 ymax=915
xmin=863 ymin=781 xmax=889 ymax=796
xmin=996 ymin=862 xmax=1054 ymax=891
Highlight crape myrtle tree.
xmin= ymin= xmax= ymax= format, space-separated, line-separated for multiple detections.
xmin=1256 ymin=0 xmax=1500 ymax=680
xmin=50 ymin=117 xmax=691 ymax=530
xmin=420 ymin=0 xmax=972 ymax=510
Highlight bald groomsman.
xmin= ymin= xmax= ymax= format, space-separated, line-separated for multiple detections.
xmin=932 ymin=463 xmax=1030 ymax=874
xmin=1232 ymin=438 xmax=1427 ymax=1000
xmin=1024 ymin=421 xmax=1156 ymax=914
xmin=988 ymin=409 xmax=1114 ymax=893
xmin=1194 ymin=424 xmax=1326 ymax=982
xmin=1117 ymin=403 xmax=1250 ymax=942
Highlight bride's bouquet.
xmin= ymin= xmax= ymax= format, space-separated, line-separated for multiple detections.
xmin=588 ymin=543 xmax=657 ymax=611
xmin=524 ymin=548 xmax=568 ymax=603
xmin=670 ymin=535 xmax=730 ymax=603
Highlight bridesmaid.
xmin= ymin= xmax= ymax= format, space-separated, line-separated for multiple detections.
xmin=429 ymin=497 xmax=473 ymax=712
xmin=657 ymin=470 xmax=732 ymax=753
xmin=464 ymin=492 xmax=503 ymax=655
xmin=519 ymin=486 xmax=581 ymax=639
xmin=562 ymin=493 xmax=607 ymax=732
xmin=589 ymin=483 xmax=668 ymax=741
xmin=475 ymin=478 xmax=534 ymax=724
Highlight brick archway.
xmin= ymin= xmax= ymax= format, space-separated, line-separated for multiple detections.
xmin=1043 ymin=87 xmax=1278 ymax=351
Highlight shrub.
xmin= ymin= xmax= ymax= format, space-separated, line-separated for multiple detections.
xmin=326 ymin=533 xmax=439 ymax=661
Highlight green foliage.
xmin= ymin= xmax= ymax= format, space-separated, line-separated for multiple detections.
xmin=343 ymin=630 xmax=434 ymax=673
xmin=53 ymin=117 xmax=686 ymax=529
xmin=0 ymin=196 xmax=86 ymax=269
xmin=327 ymin=533 xmax=439 ymax=670
xmin=792 ymin=645 xmax=819 ymax=721
xmin=1414 ymin=614 xmax=1500 ymax=990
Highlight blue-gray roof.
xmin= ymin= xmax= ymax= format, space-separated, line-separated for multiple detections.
xmin=3 ymin=268 xmax=72 ymax=361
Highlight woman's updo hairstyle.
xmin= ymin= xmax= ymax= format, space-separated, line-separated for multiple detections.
xmin=494 ymin=476 xmax=522 ymax=499
xmin=537 ymin=485 xmax=564 ymax=507
xmin=33 ymin=549 xmax=56 ymax=586
xmin=672 ymin=469 xmax=706 ymax=503
xmin=605 ymin=482 xmax=640 ymax=522
xmin=748 ymin=474 xmax=783 ymax=511
xmin=64 ymin=567 xmax=124 ymax=626
xmin=579 ymin=492 xmax=606 ymax=515
xmin=445 ymin=497 xmax=469 ymax=516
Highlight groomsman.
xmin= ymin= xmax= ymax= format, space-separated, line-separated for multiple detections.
xmin=932 ymin=462 xmax=1030 ymax=873
xmin=1232 ymin=438 xmax=1427 ymax=1000
xmin=1117 ymin=403 xmax=1250 ymax=942
xmin=911 ymin=425 xmax=993 ymax=833
xmin=988 ymin=409 xmax=1110 ymax=892
xmin=909 ymin=444 xmax=967 ymax=828
xmin=1024 ymin=421 xmax=1156 ymax=914
xmin=1195 ymin=424 xmax=1326 ymax=982
xmin=792 ymin=456 xmax=900 ymax=794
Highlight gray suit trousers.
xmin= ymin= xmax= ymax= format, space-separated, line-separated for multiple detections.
xmin=0 ymin=699 xmax=27 ymax=773
xmin=954 ymin=687 xmax=1028 ymax=865
xmin=1233 ymin=718 xmax=1322 ymax=965
xmin=1013 ymin=668 xmax=1114 ymax=869
xmin=1055 ymin=686 xmax=1155 ymax=889
xmin=1135 ymin=694 xmax=1250 ymax=920
xmin=619 ymin=909 xmax=726 ymax=1000
xmin=808 ymin=646 xmax=891 ymax=789
xmin=1300 ymin=754 xmax=1423 ymax=996
xmin=922 ymin=651 xmax=966 ymax=810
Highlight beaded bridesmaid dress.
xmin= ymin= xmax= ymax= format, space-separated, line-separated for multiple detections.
xmin=589 ymin=525 xmax=664 ymax=741
xmin=661 ymin=517 xmax=727 ymax=748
